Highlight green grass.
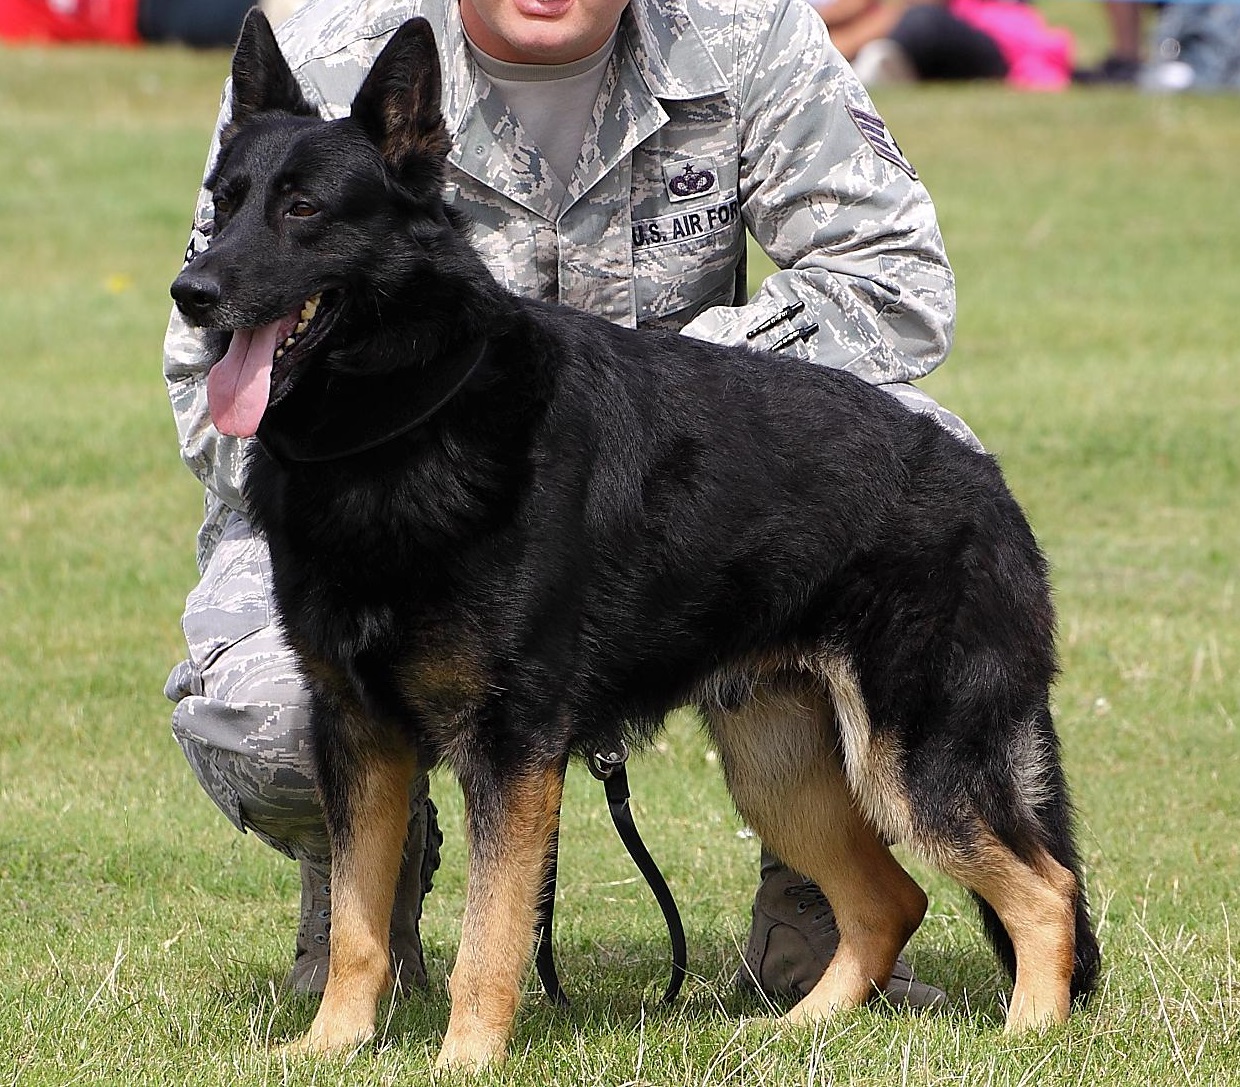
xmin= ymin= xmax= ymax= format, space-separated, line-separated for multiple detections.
xmin=1 ymin=35 xmax=1237 ymax=1087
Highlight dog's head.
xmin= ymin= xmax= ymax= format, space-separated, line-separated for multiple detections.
xmin=171 ymin=11 xmax=458 ymax=438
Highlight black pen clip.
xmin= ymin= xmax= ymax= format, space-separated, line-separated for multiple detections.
xmin=770 ymin=322 xmax=819 ymax=352
xmin=745 ymin=300 xmax=806 ymax=340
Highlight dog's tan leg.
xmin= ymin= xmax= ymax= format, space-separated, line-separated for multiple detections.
xmin=782 ymin=825 xmax=925 ymax=1020
xmin=765 ymin=761 xmax=926 ymax=1022
xmin=292 ymin=748 xmax=417 ymax=1054
xmin=944 ymin=836 xmax=1076 ymax=1031
xmin=707 ymin=687 xmax=927 ymax=1022
xmin=436 ymin=762 xmax=564 ymax=1072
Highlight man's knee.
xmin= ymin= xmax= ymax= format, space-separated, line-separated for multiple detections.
xmin=167 ymin=510 xmax=435 ymax=866
xmin=168 ymin=511 xmax=331 ymax=861
xmin=171 ymin=685 xmax=330 ymax=863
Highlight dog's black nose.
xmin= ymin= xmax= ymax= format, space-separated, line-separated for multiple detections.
xmin=170 ymin=270 xmax=222 ymax=318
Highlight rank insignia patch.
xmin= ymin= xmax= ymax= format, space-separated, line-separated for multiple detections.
xmin=846 ymin=106 xmax=918 ymax=181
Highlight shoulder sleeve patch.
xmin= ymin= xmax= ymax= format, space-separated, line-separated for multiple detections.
xmin=846 ymin=105 xmax=919 ymax=181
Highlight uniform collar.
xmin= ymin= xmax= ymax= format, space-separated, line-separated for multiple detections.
xmin=621 ymin=0 xmax=729 ymax=101
xmin=286 ymin=0 xmax=728 ymax=219
xmin=437 ymin=0 xmax=728 ymax=120
xmin=440 ymin=0 xmax=727 ymax=221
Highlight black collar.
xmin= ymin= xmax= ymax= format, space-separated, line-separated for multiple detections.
xmin=256 ymin=336 xmax=491 ymax=464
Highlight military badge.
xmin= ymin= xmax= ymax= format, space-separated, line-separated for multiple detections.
xmin=663 ymin=159 xmax=720 ymax=203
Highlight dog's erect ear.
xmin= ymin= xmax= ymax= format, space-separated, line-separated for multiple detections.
xmin=350 ymin=17 xmax=451 ymax=180
xmin=226 ymin=8 xmax=317 ymax=135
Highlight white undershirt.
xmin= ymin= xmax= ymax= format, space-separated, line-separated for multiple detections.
xmin=464 ymin=30 xmax=618 ymax=187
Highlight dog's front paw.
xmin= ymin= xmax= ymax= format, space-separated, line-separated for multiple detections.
xmin=434 ymin=1028 xmax=508 ymax=1073
xmin=277 ymin=1017 xmax=376 ymax=1058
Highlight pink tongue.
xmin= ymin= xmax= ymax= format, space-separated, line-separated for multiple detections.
xmin=206 ymin=320 xmax=284 ymax=437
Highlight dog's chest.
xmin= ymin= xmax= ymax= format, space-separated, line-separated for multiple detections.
xmin=395 ymin=642 xmax=492 ymax=726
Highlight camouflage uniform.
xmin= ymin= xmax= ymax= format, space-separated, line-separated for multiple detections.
xmin=163 ymin=0 xmax=978 ymax=875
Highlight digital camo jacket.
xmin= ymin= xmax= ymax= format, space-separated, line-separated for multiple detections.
xmin=163 ymin=0 xmax=961 ymax=569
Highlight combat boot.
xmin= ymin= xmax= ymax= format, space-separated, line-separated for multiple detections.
xmin=739 ymin=860 xmax=946 ymax=1010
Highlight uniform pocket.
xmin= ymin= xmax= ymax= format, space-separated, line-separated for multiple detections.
xmin=633 ymin=196 xmax=744 ymax=324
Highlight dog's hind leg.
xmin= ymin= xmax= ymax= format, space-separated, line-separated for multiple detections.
xmin=436 ymin=759 xmax=565 ymax=1071
xmin=293 ymin=701 xmax=418 ymax=1054
xmin=895 ymin=692 xmax=1094 ymax=1031
xmin=706 ymin=685 xmax=928 ymax=1022
xmin=934 ymin=829 xmax=1078 ymax=1031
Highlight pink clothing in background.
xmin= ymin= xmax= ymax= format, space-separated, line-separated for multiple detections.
xmin=950 ymin=0 xmax=1074 ymax=89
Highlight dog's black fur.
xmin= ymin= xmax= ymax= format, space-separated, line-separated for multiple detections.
xmin=172 ymin=11 xmax=1099 ymax=1067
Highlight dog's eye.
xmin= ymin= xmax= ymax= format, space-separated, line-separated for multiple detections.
xmin=213 ymin=195 xmax=234 ymax=217
xmin=287 ymin=201 xmax=319 ymax=219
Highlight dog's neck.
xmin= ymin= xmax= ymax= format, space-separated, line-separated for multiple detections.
xmin=255 ymin=334 xmax=492 ymax=464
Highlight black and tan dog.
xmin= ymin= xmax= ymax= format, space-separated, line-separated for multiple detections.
xmin=170 ymin=11 xmax=1100 ymax=1070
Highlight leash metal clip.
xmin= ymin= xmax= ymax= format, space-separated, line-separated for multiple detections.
xmin=588 ymin=741 xmax=629 ymax=781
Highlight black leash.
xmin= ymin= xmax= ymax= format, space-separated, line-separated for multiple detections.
xmin=534 ymin=827 xmax=569 ymax=1009
xmin=533 ymin=742 xmax=687 ymax=1008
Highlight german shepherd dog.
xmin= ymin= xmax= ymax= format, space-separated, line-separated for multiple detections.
xmin=171 ymin=10 xmax=1100 ymax=1070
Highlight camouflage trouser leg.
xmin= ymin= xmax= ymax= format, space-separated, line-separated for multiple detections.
xmin=164 ymin=510 xmax=430 ymax=865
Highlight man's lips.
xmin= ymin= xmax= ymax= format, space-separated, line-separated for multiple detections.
xmin=511 ymin=0 xmax=577 ymax=17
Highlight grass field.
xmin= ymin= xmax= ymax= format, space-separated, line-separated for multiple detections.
xmin=1 ymin=23 xmax=1237 ymax=1087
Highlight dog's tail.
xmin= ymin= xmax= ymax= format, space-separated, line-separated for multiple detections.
xmin=973 ymin=705 xmax=1101 ymax=1006
xmin=826 ymin=652 xmax=1101 ymax=1006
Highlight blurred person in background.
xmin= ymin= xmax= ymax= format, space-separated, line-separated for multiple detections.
xmin=1073 ymin=0 xmax=1149 ymax=84
xmin=1141 ymin=2 xmax=1240 ymax=91
xmin=136 ymin=0 xmax=251 ymax=47
xmin=1072 ymin=0 xmax=1240 ymax=91
xmin=814 ymin=0 xmax=1074 ymax=89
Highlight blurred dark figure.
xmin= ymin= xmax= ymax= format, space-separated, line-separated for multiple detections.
xmin=136 ymin=0 xmax=251 ymax=47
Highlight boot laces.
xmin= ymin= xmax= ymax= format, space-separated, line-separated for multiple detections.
xmin=784 ymin=880 xmax=836 ymax=927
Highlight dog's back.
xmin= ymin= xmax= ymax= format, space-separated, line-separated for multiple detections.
xmin=507 ymin=304 xmax=1054 ymax=732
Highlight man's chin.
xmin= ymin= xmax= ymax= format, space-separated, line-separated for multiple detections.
xmin=461 ymin=0 xmax=621 ymax=65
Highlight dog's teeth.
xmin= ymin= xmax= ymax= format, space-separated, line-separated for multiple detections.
xmin=301 ymin=297 xmax=319 ymax=320
xmin=295 ymin=320 xmax=308 ymax=334
xmin=284 ymin=336 xmax=296 ymax=348
xmin=275 ymin=347 xmax=285 ymax=359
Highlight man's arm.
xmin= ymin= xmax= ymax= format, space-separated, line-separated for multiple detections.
xmin=683 ymin=0 xmax=954 ymax=392
xmin=162 ymin=97 xmax=251 ymax=524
